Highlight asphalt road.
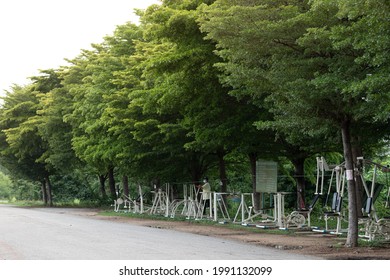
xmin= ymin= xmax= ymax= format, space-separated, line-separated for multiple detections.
xmin=0 ymin=204 xmax=319 ymax=260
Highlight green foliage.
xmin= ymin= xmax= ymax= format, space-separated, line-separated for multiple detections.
xmin=49 ymin=171 xmax=99 ymax=202
xmin=0 ymin=171 xmax=13 ymax=199
xmin=9 ymin=179 xmax=41 ymax=201
xmin=0 ymin=84 xmax=48 ymax=182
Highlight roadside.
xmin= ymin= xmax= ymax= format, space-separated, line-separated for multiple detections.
xmin=71 ymin=208 xmax=390 ymax=260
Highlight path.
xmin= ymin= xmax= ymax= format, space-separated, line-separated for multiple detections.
xmin=0 ymin=204 xmax=319 ymax=260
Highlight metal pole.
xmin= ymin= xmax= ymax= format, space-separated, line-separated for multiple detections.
xmin=165 ymin=183 xmax=170 ymax=217
xmin=273 ymin=194 xmax=277 ymax=223
xmin=241 ymin=193 xmax=245 ymax=223
xmin=277 ymin=193 xmax=282 ymax=227
xmin=371 ymin=165 xmax=377 ymax=198
xmin=213 ymin=192 xmax=217 ymax=221
xmin=209 ymin=191 xmax=212 ymax=219
xmin=139 ymin=185 xmax=144 ymax=214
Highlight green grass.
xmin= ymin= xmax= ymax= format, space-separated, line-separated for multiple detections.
xmin=99 ymin=209 xmax=297 ymax=236
xmin=358 ymin=238 xmax=389 ymax=247
xmin=1 ymin=199 xmax=108 ymax=209
xmin=2 ymin=200 xmax=46 ymax=207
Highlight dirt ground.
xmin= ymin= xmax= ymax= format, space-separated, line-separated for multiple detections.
xmin=78 ymin=209 xmax=390 ymax=260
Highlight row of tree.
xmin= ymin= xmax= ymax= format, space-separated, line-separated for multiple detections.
xmin=0 ymin=0 xmax=389 ymax=247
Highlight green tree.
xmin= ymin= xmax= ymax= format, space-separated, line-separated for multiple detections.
xmin=0 ymin=170 xmax=13 ymax=200
xmin=135 ymin=0 xmax=281 ymax=194
xmin=32 ymin=70 xmax=78 ymax=174
xmin=0 ymin=84 xmax=53 ymax=205
xmin=200 ymin=0 xmax=390 ymax=247
xmin=63 ymin=49 xmax=116 ymax=199
xmin=198 ymin=0 xmax=323 ymax=209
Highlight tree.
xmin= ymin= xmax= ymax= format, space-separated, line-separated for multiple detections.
xmin=32 ymin=70 xmax=78 ymax=174
xmin=63 ymin=44 xmax=127 ymax=199
xmin=135 ymin=0 xmax=282 ymax=194
xmin=0 ymin=84 xmax=53 ymax=205
xmin=199 ymin=0 xmax=390 ymax=246
xmin=198 ymin=0 xmax=325 ymax=209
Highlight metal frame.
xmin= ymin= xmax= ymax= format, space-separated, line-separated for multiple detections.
xmin=357 ymin=158 xmax=390 ymax=241
xmin=312 ymin=158 xmax=346 ymax=234
xmin=112 ymin=185 xmax=146 ymax=214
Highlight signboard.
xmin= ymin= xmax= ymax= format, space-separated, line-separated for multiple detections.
xmin=256 ymin=159 xmax=278 ymax=193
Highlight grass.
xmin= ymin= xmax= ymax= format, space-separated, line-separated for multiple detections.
xmin=1 ymin=200 xmax=47 ymax=207
xmin=358 ymin=238 xmax=388 ymax=247
xmin=98 ymin=208 xmax=297 ymax=237
xmin=0 ymin=199 xmax=109 ymax=209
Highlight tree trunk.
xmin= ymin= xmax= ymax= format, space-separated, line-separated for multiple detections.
xmin=108 ymin=167 xmax=117 ymax=199
xmin=188 ymin=153 xmax=206 ymax=183
xmin=45 ymin=176 xmax=53 ymax=207
xmin=249 ymin=153 xmax=260 ymax=211
xmin=341 ymin=119 xmax=359 ymax=247
xmin=217 ymin=149 xmax=228 ymax=193
xmin=122 ymin=175 xmax=129 ymax=198
xmin=98 ymin=174 xmax=107 ymax=199
xmin=41 ymin=180 xmax=48 ymax=206
xmin=292 ymin=157 xmax=306 ymax=210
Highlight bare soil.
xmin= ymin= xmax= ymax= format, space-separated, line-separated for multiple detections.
xmin=76 ymin=209 xmax=390 ymax=260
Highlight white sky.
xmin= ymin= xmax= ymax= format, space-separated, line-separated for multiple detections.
xmin=0 ymin=0 xmax=161 ymax=95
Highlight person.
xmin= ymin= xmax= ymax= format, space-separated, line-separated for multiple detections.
xmin=198 ymin=177 xmax=211 ymax=216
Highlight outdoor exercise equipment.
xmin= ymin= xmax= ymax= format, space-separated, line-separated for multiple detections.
xmin=112 ymin=185 xmax=146 ymax=213
xmin=233 ymin=193 xmax=256 ymax=225
xmin=312 ymin=158 xmax=346 ymax=234
xmin=237 ymin=159 xmax=289 ymax=228
xmin=168 ymin=184 xmax=230 ymax=221
xmin=233 ymin=192 xmax=306 ymax=229
xmin=233 ymin=158 xmax=307 ymax=229
xmin=212 ymin=192 xmax=231 ymax=223
xmin=233 ymin=193 xmax=274 ymax=226
xmin=124 ymin=185 xmax=146 ymax=214
xmin=143 ymin=181 xmax=229 ymax=222
xmin=274 ymin=192 xmax=307 ymax=229
xmin=150 ymin=183 xmax=170 ymax=216
xmin=293 ymin=157 xmax=332 ymax=227
xmin=169 ymin=184 xmax=201 ymax=219
xmin=357 ymin=158 xmax=390 ymax=241
xmin=267 ymin=188 xmax=308 ymax=228
xmin=112 ymin=197 xmax=127 ymax=212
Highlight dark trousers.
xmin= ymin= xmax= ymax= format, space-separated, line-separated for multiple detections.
xmin=203 ymin=199 xmax=210 ymax=215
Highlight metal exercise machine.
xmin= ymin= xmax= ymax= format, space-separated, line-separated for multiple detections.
xmin=357 ymin=158 xmax=390 ymax=241
xmin=169 ymin=184 xmax=200 ymax=219
xmin=150 ymin=183 xmax=170 ymax=216
xmin=233 ymin=193 xmax=274 ymax=226
xmin=312 ymin=158 xmax=346 ymax=234
xmin=112 ymin=185 xmax=145 ymax=213
xmin=296 ymin=157 xmax=330 ymax=227
xmin=273 ymin=192 xmax=306 ymax=230
xmin=212 ymin=192 xmax=231 ymax=223
xmin=233 ymin=192 xmax=305 ymax=229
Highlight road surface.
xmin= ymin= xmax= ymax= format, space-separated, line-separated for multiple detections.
xmin=0 ymin=204 xmax=319 ymax=260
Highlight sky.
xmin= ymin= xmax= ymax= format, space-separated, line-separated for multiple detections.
xmin=0 ymin=0 xmax=161 ymax=96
